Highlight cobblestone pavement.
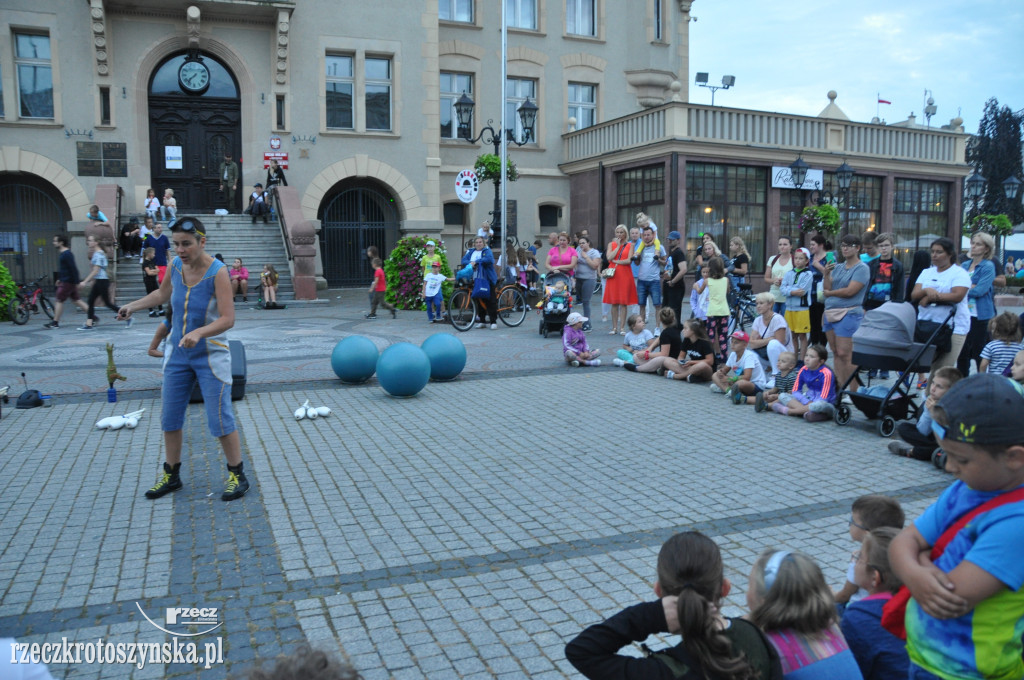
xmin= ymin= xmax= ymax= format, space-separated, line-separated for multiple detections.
xmin=1 ymin=290 xmax=956 ymax=678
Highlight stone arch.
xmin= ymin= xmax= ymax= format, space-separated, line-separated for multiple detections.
xmin=438 ymin=40 xmax=485 ymax=61
xmin=0 ymin=147 xmax=90 ymax=217
xmin=507 ymin=46 xmax=548 ymax=67
xmin=130 ymin=35 xmax=256 ymax=199
xmin=302 ymin=154 xmax=418 ymax=222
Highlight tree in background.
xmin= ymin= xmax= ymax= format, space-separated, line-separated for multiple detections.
xmin=966 ymin=98 xmax=1023 ymax=226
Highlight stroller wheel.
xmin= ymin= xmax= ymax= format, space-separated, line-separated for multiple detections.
xmin=877 ymin=415 xmax=897 ymax=438
xmin=834 ymin=404 xmax=851 ymax=426
xmin=932 ymin=448 xmax=947 ymax=471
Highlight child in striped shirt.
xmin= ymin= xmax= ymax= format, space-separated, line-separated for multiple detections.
xmin=979 ymin=311 xmax=1023 ymax=376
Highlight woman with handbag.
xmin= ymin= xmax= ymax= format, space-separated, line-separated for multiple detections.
xmin=822 ymin=234 xmax=870 ymax=390
xmin=602 ymin=225 xmax=637 ymax=335
xmin=911 ymin=237 xmax=971 ymax=377
xmin=748 ymin=292 xmax=794 ymax=375
xmin=575 ymin=236 xmax=601 ymax=332
xmin=460 ymin=236 xmax=498 ymax=329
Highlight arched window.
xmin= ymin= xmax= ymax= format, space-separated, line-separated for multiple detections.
xmin=149 ymin=53 xmax=239 ymax=98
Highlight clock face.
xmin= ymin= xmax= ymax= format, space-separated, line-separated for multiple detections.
xmin=178 ymin=60 xmax=211 ymax=94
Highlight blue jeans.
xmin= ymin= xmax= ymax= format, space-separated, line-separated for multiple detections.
xmin=773 ymin=301 xmax=786 ymax=314
xmin=425 ymin=291 xmax=442 ymax=320
xmin=636 ymin=278 xmax=662 ymax=307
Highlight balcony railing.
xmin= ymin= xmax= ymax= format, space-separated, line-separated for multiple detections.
xmin=562 ymin=102 xmax=964 ymax=165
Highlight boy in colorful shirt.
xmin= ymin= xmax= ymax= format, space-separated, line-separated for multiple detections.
xmin=364 ymin=257 xmax=396 ymax=319
xmin=890 ymin=374 xmax=1024 ymax=680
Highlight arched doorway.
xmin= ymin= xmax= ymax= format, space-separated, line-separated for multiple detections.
xmin=319 ymin=180 xmax=400 ymax=287
xmin=0 ymin=176 xmax=70 ymax=284
xmin=148 ymin=52 xmax=241 ymax=212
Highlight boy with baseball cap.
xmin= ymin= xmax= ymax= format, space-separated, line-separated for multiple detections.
xmin=888 ymin=373 xmax=1024 ymax=680
xmin=711 ymin=330 xmax=769 ymax=402
xmin=421 ymin=260 xmax=453 ymax=323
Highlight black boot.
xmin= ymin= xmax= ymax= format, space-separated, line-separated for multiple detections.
xmin=145 ymin=462 xmax=182 ymax=499
xmin=222 ymin=462 xmax=250 ymax=501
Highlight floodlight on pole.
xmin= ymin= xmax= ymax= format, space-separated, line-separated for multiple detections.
xmin=694 ymin=72 xmax=735 ymax=106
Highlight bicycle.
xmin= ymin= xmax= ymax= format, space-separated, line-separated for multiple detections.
xmin=448 ymin=279 xmax=528 ymax=332
xmin=8 ymin=275 xmax=55 ymax=325
xmin=726 ymin=282 xmax=757 ymax=335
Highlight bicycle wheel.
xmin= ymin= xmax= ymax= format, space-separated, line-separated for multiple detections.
xmin=8 ymin=295 xmax=29 ymax=325
xmin=497 ymin=287 xmax=527 ymax=327
xmin=40 ymin=295 xmax=55 ymax=320
xmin=448 ymin=289 xmax=475 ymax=332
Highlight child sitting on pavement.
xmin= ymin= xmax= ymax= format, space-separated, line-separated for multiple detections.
xmin=889 ymin=366 xmax=962 ymax=461
xmin=711 ymin=331 xmax=769 ymax=403
xmin=613 ymin=313 xmax=655 ymax=366
xmin=888 ymin=373 xmax=1024 ymax=680
xmin=762 ymin=350 xmax=798 ymax=397
xmin=758 ymin=344 xmax=837 ymax=421
xmin=840 ymin=527 xmax=910 ymax=680
xmin=618 ymin=308 xmax=682 ymax=374
xmin=563 ymin=312 xmax=601 ymax=367
xmin=832 ymin=494 xmax=905 ymax=613
xmin=665 ymin=319 xmax=715 ymax=382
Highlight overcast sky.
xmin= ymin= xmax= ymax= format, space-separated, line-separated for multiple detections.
xmin=686 ymin=0 xmax=1024 ymax=134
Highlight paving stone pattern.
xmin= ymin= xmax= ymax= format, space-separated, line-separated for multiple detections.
xmin=0 ymin=358 xmax=950 ymax=679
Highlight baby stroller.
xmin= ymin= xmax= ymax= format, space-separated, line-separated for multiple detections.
xmin=538 ymin=273 xmax=573 ymax=338
xmin=834 ymin=301 xmax=955 ymax=436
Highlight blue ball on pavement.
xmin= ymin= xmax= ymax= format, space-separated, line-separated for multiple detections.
xmin=376 ymin=343 xmax=431 ymax=397
xmin=331 ymin=336 xmax=379 ymax=384
xmin=420 ymin=332 xmax=467 ymax=381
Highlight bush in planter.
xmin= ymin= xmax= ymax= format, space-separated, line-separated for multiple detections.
xmin=799 ymin=204 xmax=841 ymax=236
xmin=0 ymin=260 xmax=16 ymax=322
xmin=965 ymin=213 xmax=1013 ymax=238
xmin=473 ymin=154 xmax=519 ymax=183
xmin=383 ymin=235 xmax=455 ymax=310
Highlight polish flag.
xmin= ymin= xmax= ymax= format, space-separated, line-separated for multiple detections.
xmin=878 ymin=97 xmax=891 ymax=105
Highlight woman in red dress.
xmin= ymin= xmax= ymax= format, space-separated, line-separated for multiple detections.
xmin=603 ymin=224 xmax=637 ymax=335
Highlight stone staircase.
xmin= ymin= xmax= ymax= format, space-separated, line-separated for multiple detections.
xmin=113 ymin=214 xmax=295 ymax=303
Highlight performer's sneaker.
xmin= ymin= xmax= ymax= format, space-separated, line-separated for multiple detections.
xmin=221 ymin=469 xmax=250 ymax=501
xmin=145 ymin=462 xmax=182 ymax=499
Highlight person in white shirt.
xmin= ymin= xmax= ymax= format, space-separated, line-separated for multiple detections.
xmin=421 ymin=262 xmax=453 ymax=323
xmin=911 ymin=237 xmax=971 ymax=377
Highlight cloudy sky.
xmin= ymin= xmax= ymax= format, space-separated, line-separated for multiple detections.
xmin=686 ymin=0 xmax=1023 ymax=134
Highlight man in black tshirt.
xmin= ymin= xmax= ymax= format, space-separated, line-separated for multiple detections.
xmin=661 ymin=230 xmax=688 ymax=324
xmin=44 ymin=234 xmax=89 ymax=329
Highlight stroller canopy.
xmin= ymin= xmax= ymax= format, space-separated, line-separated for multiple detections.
xmin=854 ymin=302 xmax=916 ymax=349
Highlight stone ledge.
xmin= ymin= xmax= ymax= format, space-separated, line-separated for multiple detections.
xmin=995 ymin=294 xmax=1023 ymax=307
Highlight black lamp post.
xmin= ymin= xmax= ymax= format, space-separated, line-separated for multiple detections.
xmin=454 ymin=92 xmax=537 ymax=245
xmin=789 ymin=156 xmax=855 ymax=206
xmin=964 ymin=168 xmax=986 ymax=222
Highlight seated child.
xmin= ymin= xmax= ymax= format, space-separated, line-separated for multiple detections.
xmin=543 ymin=280 xmax=571 ymax=313
xmin=613 ymin=313 xmax=655 ymax=366
xmin=1012 ymin=348 xmax=1024 ymax=383
xmin=563 ymin=312 xmax=601 ymax=367
xmin=712 ymin=330 xmax=769 ymax=403
xmin=840 ymin=527 xmax=910 ymax=680
xmin=833 ymin=495 xmax=905 ymax=612
xmin=566 ymin=531 xmax=783 ymax=680
xmin=979 ymin=310 xmax=1023 ymax=375
xmin=889 ymin=373 xmax=1024 ymax=680
xmin=888 ymin=366 xmax=962 ymax=460
xmin=619 ymin=308 xmax=682 ymax=374
xmin=666 ymin=319 xmax=715 ymax=382
xmin=747 ymin=549 xmax=862 ymax=679
xmin=754 ymin=351 xmax=798 ymax=407
xmin=260 ymin=263 xmax=279 ymax=307
xmin=759 ymin=344 xmax=836 ymax=422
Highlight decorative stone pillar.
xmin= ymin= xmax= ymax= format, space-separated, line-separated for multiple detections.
xmin=90 ymin=0 xmax=109 ymax=77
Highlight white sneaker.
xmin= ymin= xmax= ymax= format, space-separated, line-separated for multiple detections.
xmin=475 ymin=323 xmax=485 ymax=329
xmin=612 ymin=358 xmax=625 ymax=367
xmin=571 ymin=360 xmax=580 ymax=367
xmin=590 ymin=359 xmax=601 ymax=366
xmin=489 ymin=323 xmax=497 ymax=330
xmin=665 ymin=370 xmax=675 ymax=379
xmin=709 ymin=383 xmax=725 ymax=393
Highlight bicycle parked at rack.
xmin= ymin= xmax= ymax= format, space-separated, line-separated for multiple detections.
xmin=448 ymin=278 xmax=528 ymax=332
xmin=8 ymin=274 xmax=55 ymax=325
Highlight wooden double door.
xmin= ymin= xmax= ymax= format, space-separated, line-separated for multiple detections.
xmin=148 ymin=95 xmax=241 ymax=213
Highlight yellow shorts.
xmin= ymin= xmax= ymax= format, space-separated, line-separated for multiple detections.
xmin=785 ymin=309 xmax=811 ymax=334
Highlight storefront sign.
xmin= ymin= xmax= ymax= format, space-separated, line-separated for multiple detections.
xmin=263 ymin=152 xmax=288 ymax=169
xmin=771 ymin=166 xmax=823 ymax=191
xmin=165 ymin=146 xmax=183 ymax=170
xmin=455 ymin=169 xmax=479 ymax=203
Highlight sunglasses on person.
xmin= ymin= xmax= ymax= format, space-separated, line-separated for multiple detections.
xmin=169 ymin=218 xmax=205 ymax=237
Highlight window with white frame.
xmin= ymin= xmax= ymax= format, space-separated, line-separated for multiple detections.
xmin=439 ymin=0 xmax=473 ymax=22
xmin=568 ymin=82 xmax=595 ymax=129
xmin=507 ymin=0 xmax=537 ymax=30
xmin=365 ymin=57 xmax=392 ymax=131
xmin=566 ymin=0 xmax=596 ymax=36
xmin=325 ymin=55 xmax=354 ymax=129
xmin=15 ymin=32 xmax=53 ymax=119
xmin=440 ymin=72 xmax=472 ymax=139
xmin=505 ymin=78 xmax=537 ymax=142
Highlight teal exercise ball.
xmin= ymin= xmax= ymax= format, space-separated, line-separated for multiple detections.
xmin=376 ymin=343 xmax=431 ymax=397
xmin=331 ymin=336 xmax=379 ymax=384
xmin=421 ymin=332 xmax=467 ymax=381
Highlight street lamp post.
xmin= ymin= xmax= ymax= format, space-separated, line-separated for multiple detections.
xmin=454 ymin=92 xmax=537 ymax=246
xmin=789 ymin=156 xmax=856 ymax=206
xmin=964 ymin=168 xmax=986 ymax=223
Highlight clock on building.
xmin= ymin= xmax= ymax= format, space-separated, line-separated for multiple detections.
xmin=178 ymin=59 xmax=211 ymax=95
